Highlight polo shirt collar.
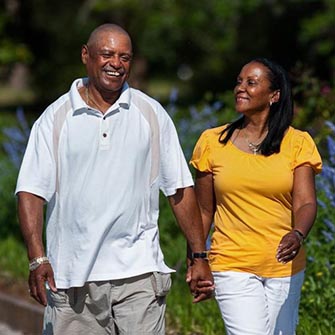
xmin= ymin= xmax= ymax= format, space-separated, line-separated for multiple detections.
xmin=70 ymin=78 xmax=131 ymax=115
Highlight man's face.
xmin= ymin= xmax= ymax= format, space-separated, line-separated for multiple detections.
xmin=82 ymin=30 xmax=132 ymax=95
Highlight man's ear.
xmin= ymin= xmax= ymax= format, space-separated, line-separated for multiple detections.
xmin=81 ymin=44 xmax=89 ymax=65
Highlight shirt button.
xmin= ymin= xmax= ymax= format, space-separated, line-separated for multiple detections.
xmin=102 ymin=133 xmax=107 ymax=138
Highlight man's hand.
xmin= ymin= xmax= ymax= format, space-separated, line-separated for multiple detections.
xmin=28 ymin=263 xmax=57 ymax=306
xmin=186 ymin=259 xmax=214 ymax=303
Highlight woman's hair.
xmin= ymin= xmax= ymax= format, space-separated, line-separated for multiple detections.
xmin=219 ymin=57 xmax=294 ymax=156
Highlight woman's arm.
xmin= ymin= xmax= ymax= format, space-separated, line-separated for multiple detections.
xmin=292 ymin=166 xmax=317 ymax=237
xmin=277 ymin=166 xmax=317 ymax=263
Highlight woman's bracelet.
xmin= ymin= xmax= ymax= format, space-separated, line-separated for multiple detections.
xmin=293 ymin=229 xmax=305 ymax=245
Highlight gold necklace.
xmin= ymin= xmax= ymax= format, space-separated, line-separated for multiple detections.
xmin=86 ymin=86 xmax=102 ymax=111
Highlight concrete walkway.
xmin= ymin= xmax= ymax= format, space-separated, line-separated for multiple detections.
xmin=0 ymin=322 xmax=24 ymax=335
xmin=0 ymin=291 xmax=43 ymax=334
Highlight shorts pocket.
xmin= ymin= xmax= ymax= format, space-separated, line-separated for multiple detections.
xmin=150 ymin=272 xmax=172 ymax=297
xmin=48 ymin=289 xmax=69 ymax=307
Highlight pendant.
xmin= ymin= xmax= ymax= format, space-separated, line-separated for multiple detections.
xmin=248 ymin=142 xmax=259 ymax=155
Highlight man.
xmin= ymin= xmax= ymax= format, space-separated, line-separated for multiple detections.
xmin=16 ymin=23 xmax=213 ymax=334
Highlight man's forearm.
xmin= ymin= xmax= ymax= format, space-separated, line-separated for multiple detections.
xmin=17 ymin=192 xmax=46 ymax=260
xmin=168 ymin=187 xmax=206 ymax=252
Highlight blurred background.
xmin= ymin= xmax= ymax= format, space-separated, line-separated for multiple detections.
xmin=0 ymin=0 xmax=334 ymax=107
xmin=0 ymin=0 xmax=334 ymax=334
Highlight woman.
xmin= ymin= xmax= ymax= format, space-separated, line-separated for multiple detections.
xmin=190 ymin=58 xmax=322 ymax=334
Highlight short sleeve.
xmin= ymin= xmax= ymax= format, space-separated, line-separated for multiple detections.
xmin=292 ymin=131 xmax=322 ymax=174
xmin=15 ymin=110 xmax=56 ymax=201
xmin=190 ymin=130 xmax=212 ymax=172
xmin=158 ymin=108 xmax=194 ymax=197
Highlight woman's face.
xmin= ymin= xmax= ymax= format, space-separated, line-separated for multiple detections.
xmin=234 ymin=62 xmax=277 ymax=116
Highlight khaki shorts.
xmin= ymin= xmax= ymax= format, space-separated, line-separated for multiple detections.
xmin=43 ymin=272 xmax=171 ymax=335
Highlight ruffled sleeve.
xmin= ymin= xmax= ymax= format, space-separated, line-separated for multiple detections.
xmin=292 ymin=130 xmax=322 ymax=174
xmin=190 ymin=130 xmax=212 ymax=172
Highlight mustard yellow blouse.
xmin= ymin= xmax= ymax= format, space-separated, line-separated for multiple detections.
xmin=190 ymin=126 xmax=322 ymax=277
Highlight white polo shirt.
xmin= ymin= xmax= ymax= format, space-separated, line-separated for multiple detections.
xmin=15 ymin=78 xmax=194 ymax=289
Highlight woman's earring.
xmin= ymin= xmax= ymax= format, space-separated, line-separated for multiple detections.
xmin=270 ymin=101 xmax=273 ymax=106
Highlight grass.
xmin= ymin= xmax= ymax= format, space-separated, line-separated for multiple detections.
xmin=0 ymin=236 xmax=28 ymax=279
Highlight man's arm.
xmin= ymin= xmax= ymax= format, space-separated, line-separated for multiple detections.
xmin=168 ymin=186 xmax=214 ymax=303
xmin=17 ymin=191 xmax=56 ymax=306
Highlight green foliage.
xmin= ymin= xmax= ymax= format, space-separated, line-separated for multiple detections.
xmin=292 ymin=65 xmax=335 ymax=159
xmin=0 ymin=157 xmax=21 ymax=239
xmin=0 ymin=0 xmax=333 ymax=105
xmin=298 ymin=0 xmax=335 ymax=72
xmin=297 ymin=187 xmax=335 ymax=333
xmin=0 ymin=236 xmax=28 ymax=279
xmin=0 ymin=40 xmax=32 ymax=66
xmin=0 ymin=8 xmax=32 ymax=67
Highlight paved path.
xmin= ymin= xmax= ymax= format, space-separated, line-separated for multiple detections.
xmin=0 ymin=322 xmax=24 ymax=335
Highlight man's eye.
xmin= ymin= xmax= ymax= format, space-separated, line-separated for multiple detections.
xmin=121 ymin=55 xmax=131 ymax=62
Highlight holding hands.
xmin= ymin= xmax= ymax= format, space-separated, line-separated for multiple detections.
xmin=186 ymin=256 xmax=215 ymax=303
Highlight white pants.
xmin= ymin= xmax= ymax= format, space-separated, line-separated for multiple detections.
xmin=213 ymin=270 xmax=304 ymax=335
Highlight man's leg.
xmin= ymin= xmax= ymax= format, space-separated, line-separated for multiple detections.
xmin=111 ymin=272 xmax=171 ymax=335
xmin=43 ymin=282 xmax=112 ymax=335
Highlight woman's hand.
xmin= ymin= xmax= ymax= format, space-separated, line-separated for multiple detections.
xmin=276 ymin=230 xmax=303 ymax=264
xmin=186 ymin=259 xmax=215 ymax=303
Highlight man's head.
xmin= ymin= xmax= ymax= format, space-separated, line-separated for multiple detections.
xmin=81 ymin=24 xmax=133 ymax=98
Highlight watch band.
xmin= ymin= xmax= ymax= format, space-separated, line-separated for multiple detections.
xmin=191 ymin=251 xmax=208 ymax=259
xmin=29 ymin=256 xmax=50 ymax=271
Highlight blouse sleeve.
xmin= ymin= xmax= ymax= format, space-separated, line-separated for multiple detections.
xmin=292 ymin=130 xmax=322 ymax=174
xmin=190 ymin=130 xmax=212 ymax=172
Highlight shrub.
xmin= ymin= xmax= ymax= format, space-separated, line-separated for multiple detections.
xmin=297 ymin=121 xmax=335 ymax=334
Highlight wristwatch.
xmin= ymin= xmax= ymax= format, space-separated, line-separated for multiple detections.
xmin=191 ymin=251 xmax=208 ymax=260
xmin=29 ymin=256 xmax=50 ymax=271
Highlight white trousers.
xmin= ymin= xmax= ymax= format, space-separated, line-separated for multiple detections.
xmin=213 ymin=270 xmax=304 ymax=335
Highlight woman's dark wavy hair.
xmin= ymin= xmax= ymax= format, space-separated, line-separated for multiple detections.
xmin=219 ymin=57 xmax=294 ymax=156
